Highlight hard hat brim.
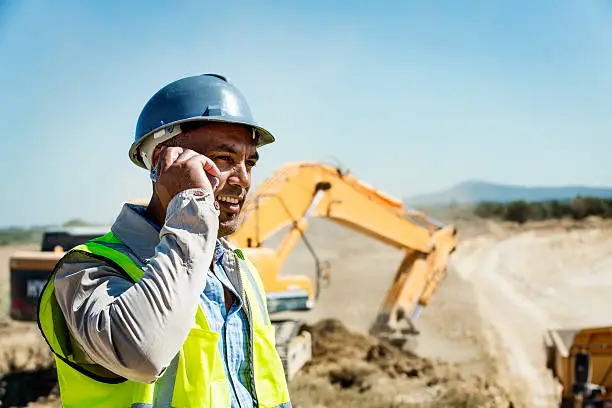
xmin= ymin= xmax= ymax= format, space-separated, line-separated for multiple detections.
xmin=128 ymin=117 xmax=275 ymax=170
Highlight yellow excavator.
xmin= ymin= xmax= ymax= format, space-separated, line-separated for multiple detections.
xmin=226 ymin=161 xmax=457 ymax=378
xmin=9 ymin=161 xmax=458 ymax=380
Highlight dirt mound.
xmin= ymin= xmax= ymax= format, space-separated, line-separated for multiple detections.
xmin=289 ymin=319 xmax=512 ymax=408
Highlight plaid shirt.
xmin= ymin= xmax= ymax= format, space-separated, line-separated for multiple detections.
xmin=200 ymin=241 xmax=254 ymax=407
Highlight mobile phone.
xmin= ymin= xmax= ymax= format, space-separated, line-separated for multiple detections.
xmin=150 ymin=160 xmax=160 ymax=183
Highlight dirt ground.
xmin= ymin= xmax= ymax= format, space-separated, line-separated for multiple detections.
xmin=447 ymin=217 xmax=612 ymax=407
xmin=1 ymin=217 xmax=611 ymax=407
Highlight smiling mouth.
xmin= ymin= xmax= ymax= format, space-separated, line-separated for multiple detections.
xmin=216 ymin=195 xmax=242 ymax=213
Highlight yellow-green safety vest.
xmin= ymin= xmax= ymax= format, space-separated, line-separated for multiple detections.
xmin=37 ymin=232 xmax=291 ymax=408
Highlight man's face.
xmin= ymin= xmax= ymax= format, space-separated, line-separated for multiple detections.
xmin=166 ymin=122 xmax=259 ymax=237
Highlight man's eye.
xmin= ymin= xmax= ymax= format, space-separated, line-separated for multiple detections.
xmin=247 ymin=160 xmax=257 ymax=167
xmin=216 ymin=155 xmax=233 ymax=162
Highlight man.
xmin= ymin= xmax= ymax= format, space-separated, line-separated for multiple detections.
xmin=37 ymin=74 xmax=292 ymax=408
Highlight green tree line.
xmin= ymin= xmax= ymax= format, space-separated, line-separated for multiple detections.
xmin=0 ymin=228 xmax=44 ymax=246
xmin=474 ymin=196 xmax=612 ymax=224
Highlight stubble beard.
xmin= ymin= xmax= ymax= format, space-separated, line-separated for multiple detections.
xmin=217 ymin=213 xmax=240 ymax=238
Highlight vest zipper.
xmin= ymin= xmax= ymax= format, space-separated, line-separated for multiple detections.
xmin=222 ymin=320 xmax=243 ymax=408
xmin=235 ymin=254 xmax=259 ymax=406
xmin=243 ymin=293 xmax=259 ymax=405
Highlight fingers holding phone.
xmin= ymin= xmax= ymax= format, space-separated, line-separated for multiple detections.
xmin=151 ymin=146 xmax=221 ymax=209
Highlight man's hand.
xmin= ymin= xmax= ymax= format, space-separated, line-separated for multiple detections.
xmin=151 ymin=146 xmax=221 ymax=209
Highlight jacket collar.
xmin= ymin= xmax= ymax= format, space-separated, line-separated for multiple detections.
xmin=110 ymin=204 xmax=163 ymax=263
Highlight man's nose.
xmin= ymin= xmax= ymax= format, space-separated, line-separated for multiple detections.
xmin=227 ymin=161 xmax=250 ymax=188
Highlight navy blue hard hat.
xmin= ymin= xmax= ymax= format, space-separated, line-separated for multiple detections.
xmin=129 ymin=73 xmax=275 ymax=169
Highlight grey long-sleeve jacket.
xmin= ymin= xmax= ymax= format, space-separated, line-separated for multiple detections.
xmin=53 ymin=188 xmax=221 ymax=383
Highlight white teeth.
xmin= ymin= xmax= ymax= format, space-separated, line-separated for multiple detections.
xmin=218 ymin=195 xmax=239 ymax=204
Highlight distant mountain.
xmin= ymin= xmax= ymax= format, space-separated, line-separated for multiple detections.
xmin=406 ymin=180 xmax=612 ymax=206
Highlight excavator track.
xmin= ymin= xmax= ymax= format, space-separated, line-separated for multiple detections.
xmin=272 ymin=318 xmax=312 ymax=381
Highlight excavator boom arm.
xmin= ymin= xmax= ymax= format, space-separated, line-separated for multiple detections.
xmin=231 ymin=163 xmax=445 ymax=251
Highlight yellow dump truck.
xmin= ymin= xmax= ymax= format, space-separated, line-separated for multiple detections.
xmin=546 ymin=326 xmax=612 ymax=407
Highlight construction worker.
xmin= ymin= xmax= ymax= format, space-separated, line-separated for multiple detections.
xmin=37 ymin=74 xmax=292 ymax=407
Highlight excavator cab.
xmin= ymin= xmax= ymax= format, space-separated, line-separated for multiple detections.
xmin=241 ymin=243 xmax=331 ymax=314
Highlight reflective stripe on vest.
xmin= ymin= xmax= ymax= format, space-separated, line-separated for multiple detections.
xmin=37 ymin=232 xmax=291 ymax=408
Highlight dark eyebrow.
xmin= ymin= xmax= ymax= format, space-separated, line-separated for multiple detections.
xmin=213 ymin=144 xmax=238 ymax=154
xmin=212 ymin=144 xmax=259 ymax=161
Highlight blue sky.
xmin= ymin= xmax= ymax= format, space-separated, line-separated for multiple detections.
xmin=1 ymin=0 xmax=611 ymax=227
